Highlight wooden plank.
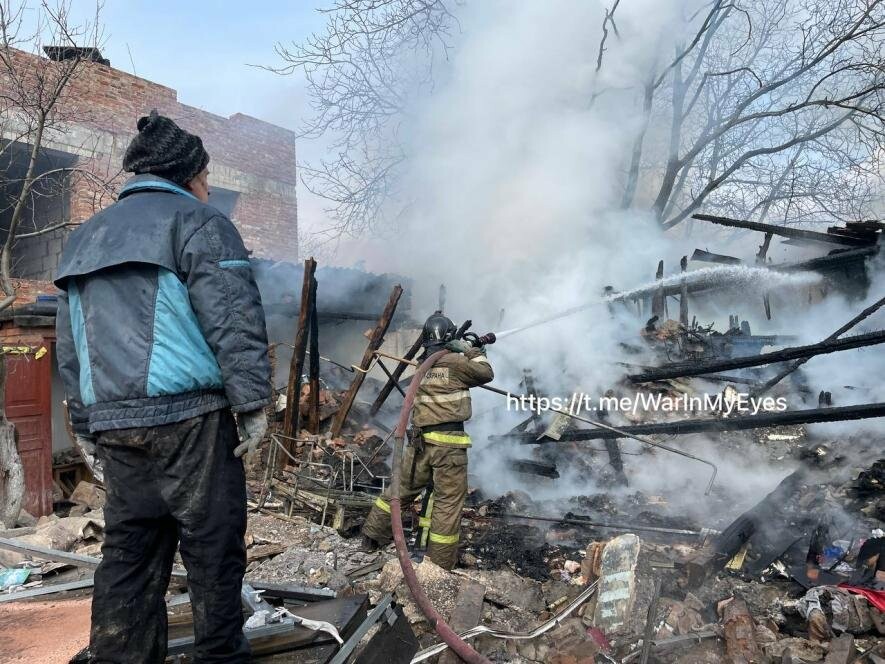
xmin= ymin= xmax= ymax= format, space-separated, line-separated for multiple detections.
xmin=679 ymin=255 xmax=689 ymax=327
xmin=0 ymin=576 xmax=95 ymax=602
xmin=283 ymin=258 xmax=317 ymax=442
xmin=438 ymin=580 xmax=485 ymax=664
xmin=330 ymin=285 xmax=403 ymax=437
xmin=691 ymin=213 xmax=871 ymax=246
xmin=721 ymin=597 xmax=760 ymax=663
xmin=496 ymin=401 xmax=885 ymax=443
xmin=691 ymin=249 xmax=742 ymax=265
xmin=167 ymin=595 xmax=368 ymax=659
xmin=0 ymin=536 xmax=187 ymax=578
xmin=307 ymin=274 xmax=320 ymax=433
xmin=651 ymin=260 xmax=665 ymax=318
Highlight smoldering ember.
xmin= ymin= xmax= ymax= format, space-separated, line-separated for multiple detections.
xmin=0 ymin=1 xmax=884 ymax=663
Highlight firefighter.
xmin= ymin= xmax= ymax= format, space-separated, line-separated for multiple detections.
xmin=361 ymin=312 xmax=494 ymax=569
xmin=55 ymin=111 xmax=271 ymax=663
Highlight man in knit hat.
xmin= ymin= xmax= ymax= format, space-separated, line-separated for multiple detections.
xmin=55 ymin=111 xmax=271 ymax=663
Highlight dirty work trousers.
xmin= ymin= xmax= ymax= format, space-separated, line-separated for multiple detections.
xmin=90 ymin=409 xmax=249 ymax=664
xmin=362 ymin=442 xmax=467 ymax=570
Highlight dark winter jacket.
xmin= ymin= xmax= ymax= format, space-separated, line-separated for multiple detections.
xmin=55 ymin=174 xmax=272 ymax=434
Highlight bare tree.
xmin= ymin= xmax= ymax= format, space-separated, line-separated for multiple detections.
xmin=0 ymin=0 xmax=105 ymax=527
xmin=270 ymin=0 xmax=455 ymax=242
xmin=619 ymin=0 xmax=884 ymax=230
xmin=284 ymin=0 xmax=882 ymax=240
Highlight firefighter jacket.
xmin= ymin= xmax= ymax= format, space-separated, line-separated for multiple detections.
xmin=410 ymin=347 xmax=493 ymax=446
xmin=54 ymin=174 xmax=272 ymax=434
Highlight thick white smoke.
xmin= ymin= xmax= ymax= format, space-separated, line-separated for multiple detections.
xmin=320 ymin=1 xmax=884 ymax=519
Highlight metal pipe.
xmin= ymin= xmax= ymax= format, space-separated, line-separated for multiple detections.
xmin=390 ymin=350 xmax=490 ymax=664
xmin=410 ymin=581 xmax=599 ymax=662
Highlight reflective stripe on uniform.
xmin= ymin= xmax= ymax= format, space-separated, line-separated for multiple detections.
xmin=374 ymin=497 xmax=391 ymax=513
xmin=429 ymin=531 xmax=459 ymax=545
xmin=419 ymin=492 xmax=435 ymax=548
xmin=423 ymin=431 xmax=471 ymax=446
xmin=414 ymin=390 xmax=470 ymax=405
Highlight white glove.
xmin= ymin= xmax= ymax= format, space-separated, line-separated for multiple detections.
xmin=235 ymin=409 xmax=268 ymax=458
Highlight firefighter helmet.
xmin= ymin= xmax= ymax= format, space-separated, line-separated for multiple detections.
xmin=422 ymin=311 xmax=457 ymax=347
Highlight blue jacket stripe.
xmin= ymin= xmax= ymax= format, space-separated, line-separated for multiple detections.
xmin=147 ymin=268 xmax=224 ymax=397
xmin=119 ymin=180 xmax=199 ymax=201
xmin=68 ymin=282 xmax=97 ymax=406
xmin=218 ymin=259 xmax=251 ymax=269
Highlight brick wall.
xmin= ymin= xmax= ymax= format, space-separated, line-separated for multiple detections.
xmin=0 ymin=47 xmax=298 ymax=268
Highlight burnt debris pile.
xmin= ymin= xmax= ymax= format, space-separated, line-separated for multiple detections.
xmin=2 ymin=216 xmax=885 ymax=662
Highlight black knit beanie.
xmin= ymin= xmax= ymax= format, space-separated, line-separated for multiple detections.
xmin=122 ymin=110 xmax=210 ymax=187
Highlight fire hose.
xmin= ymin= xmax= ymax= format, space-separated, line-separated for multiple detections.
xmin=390 ymin=349 xmax=490 ymax=664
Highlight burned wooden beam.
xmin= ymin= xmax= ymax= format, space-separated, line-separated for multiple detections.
xmin=507 ymin=459 xmax=560 ymax=478
xmin=690 ymin=248 xmax=742 ymax=265
xmin=756 ymin=232 xmax=773 ymax=264
xmin=491 ymin=401 xmax=885 ymax=443
xmin=283 ymin=257 xmax=317 ymax=441
xmin=691 ymin=213 xmax=873 ymax=247
xmin=306 ymin=274 xmax=320 ymax=433
xmin=686 ymin=467 xmax=811 ymax=587
xmin=628 ymin=329 xmax=885 ymax=382
xmin=679 ymin=255 xmax=689 ymax=327
xmin=774 ymin=245 xmax=880 ymax=273
xmin=753 ymin=294 xmax=885 ymax=396
xmin=651 ymin=260 xmax=665 ymax=318
xmin=330 ymin=284 xmax=404 ymax=437
xmin=368 ymin=333 xmax=422 ymax=416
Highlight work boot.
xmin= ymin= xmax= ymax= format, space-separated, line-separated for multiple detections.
xmin=360 ymin=535 xmax=381 ymax=553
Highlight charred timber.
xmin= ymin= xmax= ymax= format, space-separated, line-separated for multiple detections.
xmin=282 ymin=258 xmax=317 ymax=440
xmin=691 ymin=214 xmax=874 ymax=247
xmin=690 ymin=248 xmax=742 ymax=265
xmin=306 ymin=275 xmax=320 ymax=433
xmin=628 ymin=329 xmax=885 ymax=382
xmin=686 ymin=468 xmax=807 ymax=587
xmin=494 ymin=402 xmax=885 ymax=443
xmin=369 ymin=333 xmax=423 ymax=416
xmin=329 ymin=284 xmax=403 ymax=437
xmin=774 ymin=245 xmax=880 ymax=273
